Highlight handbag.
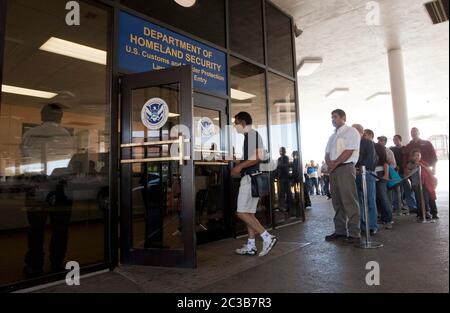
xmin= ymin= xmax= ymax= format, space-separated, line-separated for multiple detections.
xmin=250 ymin=172 xmax=270 ymax=198
xmin=387 ymin=166 xmax=402 ymax=189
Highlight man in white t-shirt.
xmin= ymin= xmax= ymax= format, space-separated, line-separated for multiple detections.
xmin=21 ymin=103 xmax=75 ymax=277
xmin=325 ymin=109 xmax=361 ymax=245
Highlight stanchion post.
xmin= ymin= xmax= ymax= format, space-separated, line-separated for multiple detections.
xmin=417 ymin=166 xmax=435 ymax=224
xmin=362 ymin=166 xmax=371 ymax=244
xmin=358 ymin=166 xmax=383 ymax=249
xmin=396 ymin=185 xmax=403 ymax=215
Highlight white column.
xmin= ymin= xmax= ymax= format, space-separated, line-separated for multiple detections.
xmin=388 ymin=49 xmax=410 ymax=142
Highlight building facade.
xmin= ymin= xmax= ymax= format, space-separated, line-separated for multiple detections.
xmin=0 ymin=0 xmax=304 ymax=291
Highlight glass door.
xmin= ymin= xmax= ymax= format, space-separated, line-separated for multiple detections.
xmin=193 ymin=94 xmax=232 ymax=244
xmin=120 ymin=65 xmax=196 ymax=268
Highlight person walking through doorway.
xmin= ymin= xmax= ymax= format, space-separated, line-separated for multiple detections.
xmin=232 ymin=112 xmax=277 ymax=257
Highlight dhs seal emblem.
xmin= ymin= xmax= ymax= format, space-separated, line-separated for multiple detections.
xmin=198 ymin=117 xmax=215 ymax=138
xmin=141 ymin=98 xmax=169 ymax=130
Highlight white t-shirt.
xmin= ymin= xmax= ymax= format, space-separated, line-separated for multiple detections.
xmin=21 ymin=122 xmax=75 ymax=174
xmin=325 ymin=124 xmax=360 ymax=164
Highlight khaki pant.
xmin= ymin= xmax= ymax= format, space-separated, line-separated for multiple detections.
xmin=330 ymin=164 xmax=361 ymax=238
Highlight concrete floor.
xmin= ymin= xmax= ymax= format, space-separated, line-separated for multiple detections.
xmin=38 ymin=192 xmax=449 ymax=293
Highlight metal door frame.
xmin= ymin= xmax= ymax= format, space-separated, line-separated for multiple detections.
xmin=193 ymin=94 xmax=233 ymax=244
xmin=120 ymin=65 xmax=196 ymax=268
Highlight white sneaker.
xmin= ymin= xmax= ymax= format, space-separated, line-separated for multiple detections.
xmin=259 ymin=236 xmax=278 ymax=257
xmin=235 ymin=244 xmax=257 ymax=256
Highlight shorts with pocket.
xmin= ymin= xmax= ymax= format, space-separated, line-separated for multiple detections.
xmin=237 ymin=175 xmax=259 ymax=214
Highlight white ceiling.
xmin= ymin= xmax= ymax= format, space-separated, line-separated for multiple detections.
xmin=271 ymin=0 xmax=449 ymax=162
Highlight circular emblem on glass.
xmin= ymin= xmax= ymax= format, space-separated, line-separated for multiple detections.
xmin=198 ymin=117 xmax=215 ymax=138
xmin=141 ymin=98 xmax=169 ymax=130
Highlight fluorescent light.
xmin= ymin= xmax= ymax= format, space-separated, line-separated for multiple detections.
xmin=274 ymin=101 xmax=295 ymax=107
xmin=366 ymin=92 xmax=391 ymax=102
xmin=40 ymin=37 xmax=107 ymax=65
xmin=231 ymin=88 xmax=256 ymax=101
xmin=169 ymin=113 xmax=180 ymax=118
xmin=298 ymin=59 xmax=323 ymax=76
xmin=326 ymin=88 xmax=349 ymax=100
xmin=174 ymin=0 xmax=196 ymax=7
xmin=2 ymin=84 xmax=57 ymax=99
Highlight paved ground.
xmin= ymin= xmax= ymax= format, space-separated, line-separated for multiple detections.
xmin=38 ymin=192 xmax=449 ymax=293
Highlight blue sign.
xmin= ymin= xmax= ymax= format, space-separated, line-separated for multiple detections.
xmin=119 ymin=12 xmax=228 ymax=96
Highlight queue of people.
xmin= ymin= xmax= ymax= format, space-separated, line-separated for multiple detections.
xmin=324 ymin=109 xmax=440 ymax=246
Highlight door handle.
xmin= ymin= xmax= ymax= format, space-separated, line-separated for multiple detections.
xmin=121 ymin=136 xmax=190 ymax=165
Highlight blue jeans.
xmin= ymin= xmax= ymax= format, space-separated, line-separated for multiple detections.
xmin=392 ymin=180 xmax=417 ymax=211
xmin=376 ymin=178 xmax=393 ymax=223
xmin=356 ymin=173 xmax=379 ymax=231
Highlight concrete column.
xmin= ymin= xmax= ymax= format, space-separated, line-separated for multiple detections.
xmin=388 ymin=49 xmax=410 ymax=142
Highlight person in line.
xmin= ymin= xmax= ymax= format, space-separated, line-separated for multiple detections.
xmin=320 ymin=161 xmax=331 ymax=199
xmin=390 ymin=135 xmax=417 ymax=214
xmin=232 ymin=112 xmax=277 ymax=257
xmin=390 ymin=135 xmax=417 ymax=215
xmin=403 ymin=128 xmax=439 ymax=219
xmin=377 ymin=136 xmax=397 ymax=212
xmin=405 ymin=150 xmax=438 ymax=222
xmin=353 ymin=124 xmax=379 ymax=236
xmin=325 ymin=109 xmax=361 ymax=245
xmin=378 ymin=136 xmax=397 ymax=168
xmin=277 ymin=147 xmax=293 ymax=212
xmin=306 ymin=160 xmax=320 ymax=196
xmin=364 ymin=130 xmax=394 ymax=229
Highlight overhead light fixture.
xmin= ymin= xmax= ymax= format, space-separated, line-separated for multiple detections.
xmin=174 ymin=0 xmax=196 ymax=8
xmin=231 ymin=88 xmax=256 ymax=101
xmin=326 ymin=88 xmax=349 ymax=100
xmin=169 ymin=113 xmax=180 ymax=118
xmin=1 ymin=84 xmax=57 ymax=99
xmin=274 ymin=101 xmax=296 ymax=107
xmin=298 ymin=58 xmax=323 ymax=76
xmin=366 ymin=92 xmax=391 ymax=102
xmin=40 ymin=37 xmax=107 ymax=65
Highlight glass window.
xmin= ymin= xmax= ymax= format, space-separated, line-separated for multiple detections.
xmin=229 ymin=57 xmax=271 ymax=231
xmin=267 ymin=73 xmax=300 ymax=225
xmin=265 ymin=3 xmax=294 ymax=77
xmin=0 ymin=0 xmax=111 ymax=286
xmin=121 ymin=0 xmax=226 ymax=47
xmin=229 ymin=0 xmax=264 ymax=64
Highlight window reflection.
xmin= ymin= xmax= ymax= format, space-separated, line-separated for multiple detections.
xmin=266 ymin=3 xmax=294 ymax=77
xmin=268 ymin=73 xmax=300 ymax=225
xmin=229 ymin=0 xmax=264 ymax=64
xmin=0 ymin=0 xmax=111 ymax=285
